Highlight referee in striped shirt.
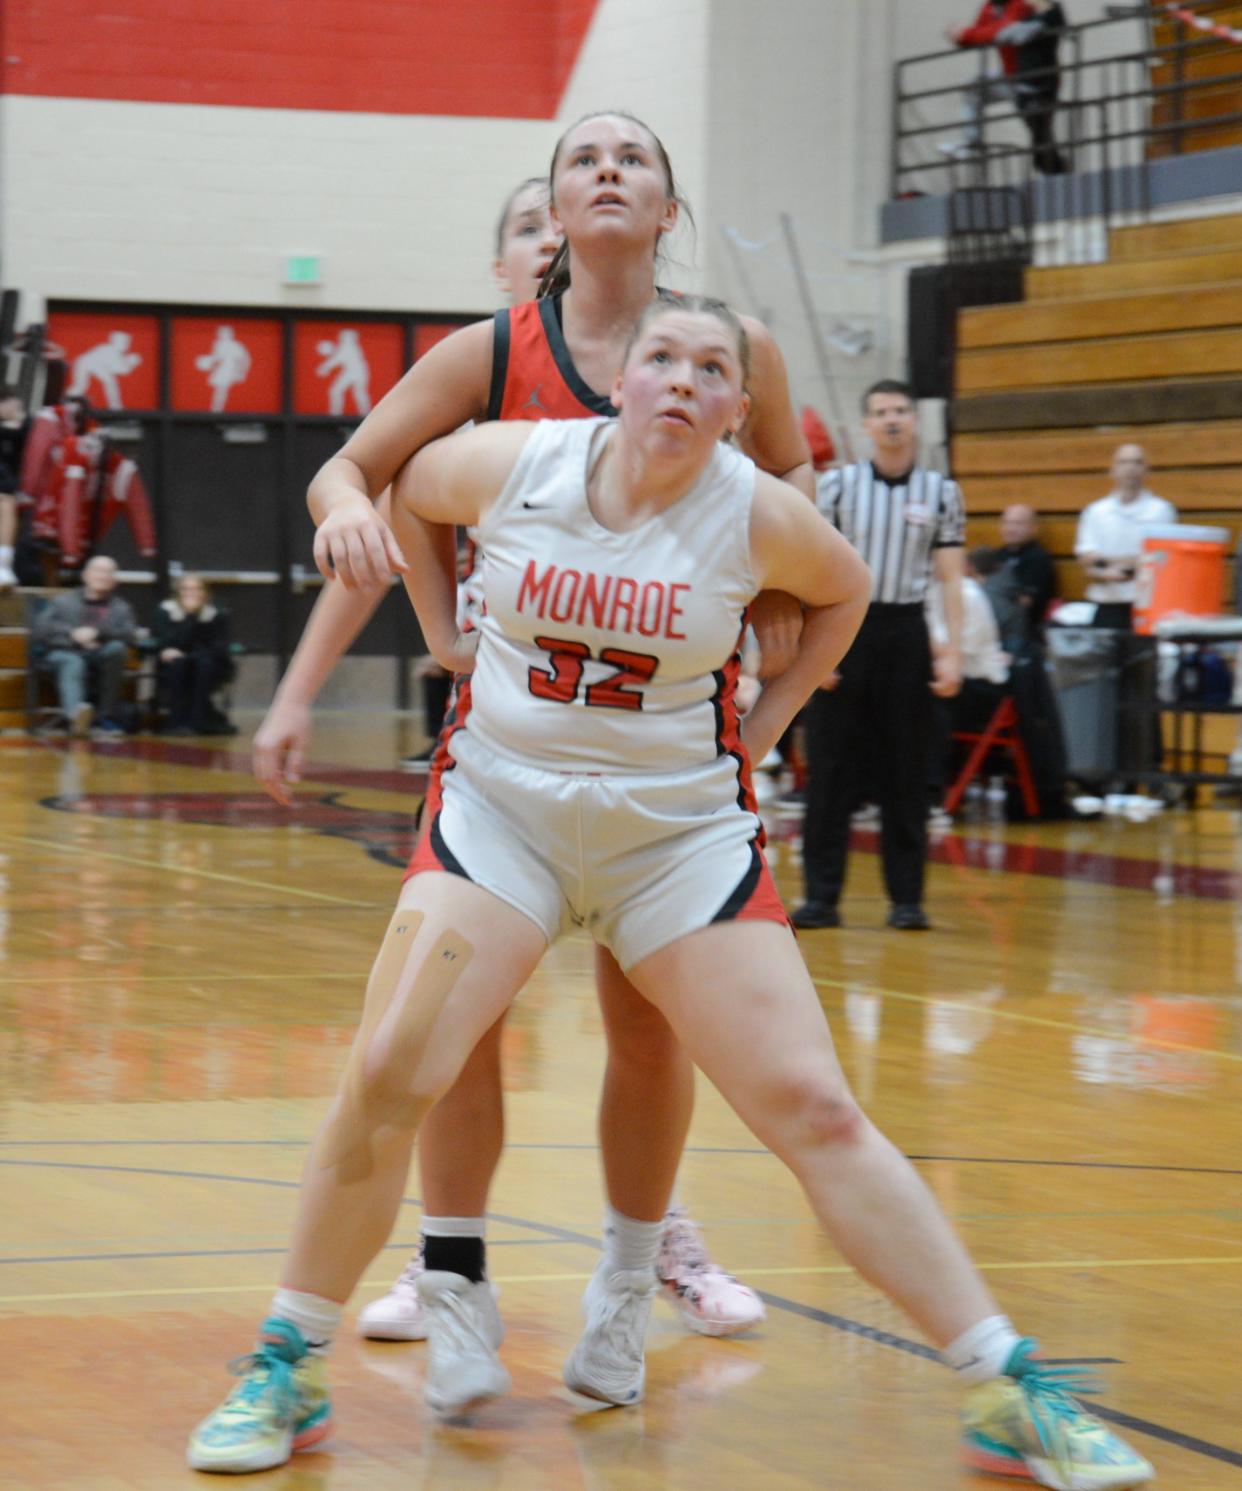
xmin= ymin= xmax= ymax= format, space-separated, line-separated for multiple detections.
xmin=793 ymin=380 xmax=965 ymax=932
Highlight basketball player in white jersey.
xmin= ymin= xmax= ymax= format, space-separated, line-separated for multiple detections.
xmin=361 ymin=175 xmax=767 ymax=1344
xmin=191 ymin=299 xmax=1152 ymax=1491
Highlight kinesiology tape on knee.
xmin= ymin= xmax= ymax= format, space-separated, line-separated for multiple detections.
xmin=319 ymin=913 xmax=474 ymax=1181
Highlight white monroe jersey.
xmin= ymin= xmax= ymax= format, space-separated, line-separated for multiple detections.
xmin=467 ymin=417 xmax=758 ymax=775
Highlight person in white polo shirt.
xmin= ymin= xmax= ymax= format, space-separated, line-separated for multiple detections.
xmin=1075 ymin=444 xmax=1177 ymax=628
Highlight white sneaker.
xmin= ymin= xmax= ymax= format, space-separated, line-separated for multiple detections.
xmin=417 ymin=1270 xmax=510 ymax=1415
xmin=0 ymin=562 xmax=16 ymax=591
xmin=657 ymin=1207 xmax=766 ymax=1338
xmin=357 ymin=1251 xmax=428 ymax=1340
xmin=562 ymin=1262 xmax=655 ymax=1406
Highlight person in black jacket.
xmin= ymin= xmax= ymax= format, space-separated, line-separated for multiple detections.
xmin=946 ymin=0 xmax=1069 ymax=175
xmin=1001 ymin=0 xmax=1069 ymax=174
xmin=997 ymin=504 xmax=1058 ymax=649
xmin=153 ymin=573 xmax=237 ymax=735
xmin=0 ymin=391 xmax=28 ymax=590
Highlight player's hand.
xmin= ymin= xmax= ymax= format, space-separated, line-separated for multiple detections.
xmin=735 ymin=674 xmax=761 ymax=715
xmin=751 ymin=590 xmax=803 ymax=679
xmin=818 ymin=670 xmax=842 ymax=692
xmin=253 ymin=698 xmax=312 ymax=806
xmin=72 ymin=625 xmax=99 ymax=649
xmin=930 ymin=650 xmax=963 ymax=698
xmin=312 ymin=496 xmax=408 ymax=589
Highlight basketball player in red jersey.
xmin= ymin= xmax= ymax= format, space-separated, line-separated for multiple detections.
xmin=195 ymin=300 xmax=1152 ymax=1490
xmin=253 ymin=115 xmax=809 ymax=1369
xmin=245 ymin=105 xmax=812 ymax=1381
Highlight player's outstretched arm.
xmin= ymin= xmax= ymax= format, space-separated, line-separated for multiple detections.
xmin=741 ymin=473 xmax=871 ymax=763
xmin=307 ymin=320 xmax=493 ymax=587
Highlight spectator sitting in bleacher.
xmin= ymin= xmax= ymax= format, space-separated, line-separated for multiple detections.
xmin=1075 ymin=443 xmax=1177 ymax=629
xmin=998 ymin=503 xmax=1058 ymax=649
xmin=925 ymin=548 xmax=1010 ymax=822
xmin=934 ymin=547 xmax=1072 ymax=817
xmin=0 ymin=390 xmax=30 ymax=592
xmin=31 ymin=554 xmax=137 ymax=737
xmin=929 ymin=546 xmax=1011 ymax=727
xmin=153 ymin=573 xmax=237 ymax=736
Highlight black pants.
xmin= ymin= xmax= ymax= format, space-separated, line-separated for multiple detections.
xmin=928 ymin=679 xmax=1006 ymax=796
xmin=802 ymin=604 xmax=933 ymax=908
xmin=1092 ymin=601 xmax=1133 ymax=630
xmin=160 ymin=651 xmax=231 ymax=730
xmin=1016 ymin=86 xmax=1067 ymax=175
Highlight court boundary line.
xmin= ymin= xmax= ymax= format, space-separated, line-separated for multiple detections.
xmin=4 ymin=1139 xmax=1241 ymax=1176
xmin=0 ymin=831 xmax=380 ymax=907
xmin=6 ymin=1248 xmax=1241 ymax=1274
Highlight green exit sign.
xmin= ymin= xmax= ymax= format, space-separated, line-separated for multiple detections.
xmin=284 ymin=254 xmax=322 ymax=286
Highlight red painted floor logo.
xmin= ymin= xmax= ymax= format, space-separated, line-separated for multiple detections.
xmin=41 ymin=791 xmax=419 ymax=870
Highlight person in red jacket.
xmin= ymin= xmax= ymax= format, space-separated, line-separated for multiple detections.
xmin=942 ymin=0 xmax=1069 ymax=174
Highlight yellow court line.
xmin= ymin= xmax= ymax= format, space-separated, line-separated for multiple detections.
xmin=7 ymin=1255 xmax=1242 ymax=1305
xmin=813 ymin=975 xmax=1242 ymax=1066
xmin=0 ymin=832 xmax=379 ymax=908
xmin=0 ymin=972 xmax=365 ymax=984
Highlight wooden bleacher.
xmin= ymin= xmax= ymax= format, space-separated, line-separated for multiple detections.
xmin=952 ymin=210 xmax=1242 ymax=769
xmin=1149 ymin=3 xmax=1242 ymax=158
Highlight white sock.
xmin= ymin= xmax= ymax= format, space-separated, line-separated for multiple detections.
xmin=269 ymin=1287 xmax=342 ymax=1356
xmin=0 ymin=545 xmax=12 ymax=565
xmin=601 ymin=1204 xmax=664 ymax=1274
xmin=943 ymin=1315 xmax=1022 ymax=1385
xmin=421 ymin=1214 xmax=488 ymax=1239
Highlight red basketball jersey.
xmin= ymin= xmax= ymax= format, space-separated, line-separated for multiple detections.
xmin=486 ymin=297 xmax=617 ymax=423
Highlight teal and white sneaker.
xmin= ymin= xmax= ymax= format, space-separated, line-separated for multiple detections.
xmin=187 ymin=1316 xmax=333 ymax=1474
xmin=961 ymin=1339 xmax=1154 ymax=1489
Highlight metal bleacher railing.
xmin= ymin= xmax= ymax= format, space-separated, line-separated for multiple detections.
xmin=891 ymin=1 xmax=1242 ymax=265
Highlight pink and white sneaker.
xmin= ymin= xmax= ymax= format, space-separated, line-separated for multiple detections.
xmin=657 ymin=1207 xmax=766 ymax=1337
xmin=357 ymin=1250 xmax=428 ymax=1341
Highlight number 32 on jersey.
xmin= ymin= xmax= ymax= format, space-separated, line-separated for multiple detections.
xmin=529 ymin=636 xmax=659 ymax=712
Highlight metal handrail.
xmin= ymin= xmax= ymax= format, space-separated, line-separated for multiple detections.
xmin=891 ymin=0 xmax=1242 ymax=202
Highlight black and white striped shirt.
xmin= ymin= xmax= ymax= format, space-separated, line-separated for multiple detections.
xmin=816 ymin=462 xmax=966 ymax=605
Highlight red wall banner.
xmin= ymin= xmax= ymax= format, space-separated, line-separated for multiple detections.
xmin=292 ymin=322 xmax=406 ymax=417
xmin=2 ymin=2 xmax=599 ymax=118
xmin=414 ymin=323 xmax=468 ymax=361
xmin=47 ymin=311 xmax=160 ymax=411
xmin=170 ymin=318 xmax=283 ymax=414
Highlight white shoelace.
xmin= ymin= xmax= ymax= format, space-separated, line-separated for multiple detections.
xmin=393 ymin=1251 xmax=425 ymax=1296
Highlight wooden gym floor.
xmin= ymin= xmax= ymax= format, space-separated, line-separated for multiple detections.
xmin=2 ymin=717 xmax=1240 ymax=1490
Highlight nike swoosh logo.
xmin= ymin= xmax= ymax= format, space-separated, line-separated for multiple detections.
xmin=522 ymin=501 xmax=542 ymax=510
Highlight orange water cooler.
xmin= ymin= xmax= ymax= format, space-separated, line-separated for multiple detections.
xmin=1132 ymin=524 xmax=1229 ymax=634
